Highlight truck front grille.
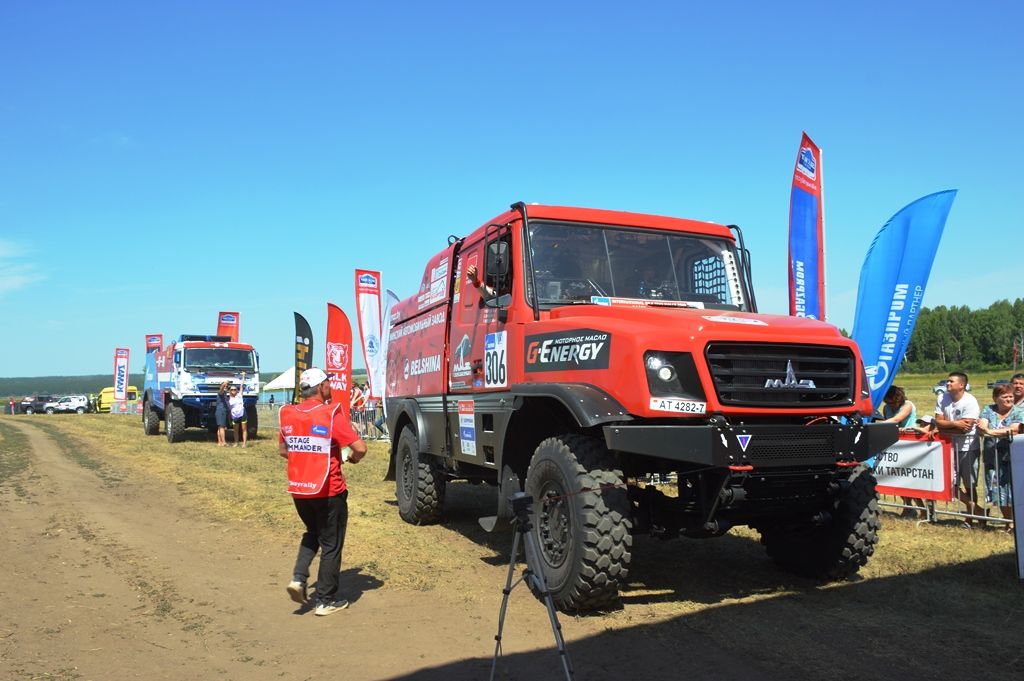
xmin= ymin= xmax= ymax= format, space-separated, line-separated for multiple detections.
xmin=742 ymin=431 xmax=835 ymax=464
xmin=706 ymin=343 xmax=854 ymax=408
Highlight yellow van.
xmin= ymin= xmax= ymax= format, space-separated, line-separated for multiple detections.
xmin=96 ymin=386 xmax=139 ymax=413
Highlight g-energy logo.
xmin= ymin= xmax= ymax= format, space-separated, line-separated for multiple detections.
xmin=525 ymin=329 xmax=610 ymax=372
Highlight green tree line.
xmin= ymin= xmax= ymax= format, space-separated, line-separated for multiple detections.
xmin=903 ymin=298 xmax=1024 ymax=372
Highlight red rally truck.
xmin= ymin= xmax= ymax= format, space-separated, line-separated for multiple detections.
xmin=385 ymin=203 xmax=897 ymax=611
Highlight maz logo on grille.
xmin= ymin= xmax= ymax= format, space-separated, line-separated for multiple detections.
xmin=764 ymin=361 xmax=817 ymax=389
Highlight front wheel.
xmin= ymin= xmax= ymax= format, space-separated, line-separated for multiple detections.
xmin=246 ymin=405 xmax=258 ymax=440
xmin=395 ymin=427 xmax=445 ymax=524
xmin=524 ymin=434 xmax=632 ymax=612
xmin=45 ymin=408 xmax=54 ymax=414
xmin=165 ymin=401 xmax=185 ymax=443
xmin=759 ymin=465 xmax=881 ymax=580
xmin=76 ymin=407 xmax=85 ymax=414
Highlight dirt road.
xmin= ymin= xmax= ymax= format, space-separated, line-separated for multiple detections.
xmin=0 ymin=420 xmax=768 ymax=681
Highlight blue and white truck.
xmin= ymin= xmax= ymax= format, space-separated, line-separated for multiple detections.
xmin=143 ymin=335 xmax=261 ymax=442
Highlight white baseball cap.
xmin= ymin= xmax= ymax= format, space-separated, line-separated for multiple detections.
xmin=299 ymin=367 xmax=329 ymax=389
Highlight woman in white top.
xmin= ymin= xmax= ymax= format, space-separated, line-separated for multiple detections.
xmin=228 ymin=384 xmax=247 ymax=447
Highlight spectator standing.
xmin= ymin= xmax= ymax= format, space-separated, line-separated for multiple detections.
xmin=269 ymin=394 xmax=276 ymax=409
xmin=228 ymin=385 xmax=248 ymax=447
xmin=880 ymin=385 xmax=925 ymax=518
xmin=279 ymin=367 xmax=367 ymax=616
xmin=1012 ymin=373 xmax=1024 ymax=409
xmin=977 ymin=384 xmax=1023 ymax=533
xmin=350 ymin=383 xmax=367 ymax=437
xmin=215 ymin=381 xmax=230 ymax=447
xmin=929 ymin=372 xmax=981 ymax=527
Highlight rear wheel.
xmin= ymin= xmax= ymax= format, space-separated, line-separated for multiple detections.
xmin=25 ymin=407 xmax=34 ymax=415
xmin=165 ymin=401 xmax=186 ymax=443
xmin=524 ymin=434 xmax=632 ymax=612
xmin=395 ymin=427 xmax=445 ymax=524
xmin=76 ymin=407 xmax=85 ymax=414
xmin=143 ymin=400 xmax=160 ymax=435
xmin=759 ymin=465 xmax=881 ymax=580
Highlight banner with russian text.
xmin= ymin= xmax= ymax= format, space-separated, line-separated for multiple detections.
xmin=145 ymin=334 xmax=163 ymax=353
xmin=326 ymin=303 xmax=353 ymax=399
xmin=355 ymin=269 xmax=383 ymax=400
xmin=113 ymin=348 xmax=131 ymax=402
xmin=217 ymin=311 xmax=240 ymax=341
xmin=293 ymin=312 xmax=313 ymax=405
xmin=380 ymin=288 xmax=401 ymax=415
xmin=1011 ymin=438 xmax=1023 ymax=581
xmin=873 ymin=432 xmax=952 ymax=501
xmin=852 ymin=190 xmax=956 ymax=408
xmin=788 ymin=132 xmax=825 ymax=320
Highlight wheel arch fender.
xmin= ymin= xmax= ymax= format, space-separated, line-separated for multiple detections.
xmin=384 ymin=399 xmax=429 ymax=481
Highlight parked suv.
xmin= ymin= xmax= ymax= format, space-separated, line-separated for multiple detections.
xmin=45 ymin=395 xmax=89 ymax=414
xmin=19 ymin=395 xmax=56 ymax=414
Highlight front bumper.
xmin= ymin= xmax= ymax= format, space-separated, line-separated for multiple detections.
xmin=603 ymin=421 xmax=898 ymax=469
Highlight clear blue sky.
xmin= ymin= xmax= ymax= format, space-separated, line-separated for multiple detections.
xmin=1 ymin=1 xmax=1020 ymax=377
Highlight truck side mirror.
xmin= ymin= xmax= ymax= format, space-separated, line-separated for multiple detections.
xmin=486 ymin=241 xmax=509 ymax=278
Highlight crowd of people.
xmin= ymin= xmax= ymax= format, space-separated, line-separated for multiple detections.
xmin=881 ymin=372 xmax=1023 ymax=531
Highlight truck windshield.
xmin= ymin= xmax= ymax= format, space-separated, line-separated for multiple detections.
xmin=183 ymin=348 xmax=256 ymax=372
xmin=527 ymin=221 xmax=748 ymax=310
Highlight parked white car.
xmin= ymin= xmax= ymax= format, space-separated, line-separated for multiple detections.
xmin=45 ymin=395 xmax=89 ymax=414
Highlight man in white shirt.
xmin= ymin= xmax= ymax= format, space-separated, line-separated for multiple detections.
xmin=929 ymin=372 xmax=981 ymax=525
xmin=1012 ymin=373 xmax=1024 ymax=409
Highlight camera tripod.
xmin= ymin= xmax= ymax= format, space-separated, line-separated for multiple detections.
xmin=490 ymin=492 xmax=575 ymax=681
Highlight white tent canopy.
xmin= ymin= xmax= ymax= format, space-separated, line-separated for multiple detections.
xmin=263 ymin=366 xmax=295 ymax=391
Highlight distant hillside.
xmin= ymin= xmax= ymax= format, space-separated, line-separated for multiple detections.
xmin=1 ymin=369 xmax=366 ymax=399
xmin=0 ymin=374 xmax=146 ymax=398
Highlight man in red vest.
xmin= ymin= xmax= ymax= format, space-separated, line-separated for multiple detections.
xmin=279 ymin=367 xmax=367 ymax=616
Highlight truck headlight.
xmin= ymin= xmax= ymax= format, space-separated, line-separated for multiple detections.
xmin=644 ymin=351 xmax=704 ymax=399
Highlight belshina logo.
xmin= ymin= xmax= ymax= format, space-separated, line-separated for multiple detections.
xmin=797 ymin=145 xmax=816 ymax=180
xmin=764 ymin=361 xmax=816 ymax=389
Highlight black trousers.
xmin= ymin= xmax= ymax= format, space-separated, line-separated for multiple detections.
xmin=292 ymin=490 xmax=348 ymax=603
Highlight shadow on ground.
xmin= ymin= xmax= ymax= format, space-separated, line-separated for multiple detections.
xmin=384 ymin=553 xmax=1022 ymax=681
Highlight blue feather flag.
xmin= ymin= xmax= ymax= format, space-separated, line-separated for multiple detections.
xmin=852 ymin=190 xmax=957 ymax=409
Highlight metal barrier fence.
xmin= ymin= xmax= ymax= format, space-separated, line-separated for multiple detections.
xmin=878 ymin=433 xmax=1015 ymax=531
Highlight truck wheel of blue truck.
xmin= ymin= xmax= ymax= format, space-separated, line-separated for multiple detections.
xmin=142 ymin=398 xmax=160 ymax=436
xmin=246 ymin=405 xmax=258 ymax=440
xmin=395 ymin=426 xmax=445 ymax=524
xmin=165 ymin=401 xmax=185 ymax=443
xmin=758 ymin=465 xmax=880 ymax=580
xmin=524 ymin=434 xmax=632 ymax=612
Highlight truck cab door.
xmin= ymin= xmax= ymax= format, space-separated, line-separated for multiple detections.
xmin=447 ymin=228 xmax=511 ymax=467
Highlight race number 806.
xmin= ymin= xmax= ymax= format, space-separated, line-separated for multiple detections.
xmin=484 ymin=331 xmax=508 ymax=388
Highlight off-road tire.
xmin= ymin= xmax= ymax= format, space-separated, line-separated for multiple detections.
xmin=759 ymin=465 xmax=880 ymax=580
xmin=143 ymin=400 xmax=160 ymax=435
xmin=165 ymin=401 xmax=186 ymax=443
xmin=395 ymin=427 xmax=445 ymax=524
xmin=246 ymin=405 xmax=258 ymax=440
xmin=524 ymin=434 xmax=632 ymax=612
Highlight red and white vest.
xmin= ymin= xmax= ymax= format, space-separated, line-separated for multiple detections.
xmin=280 ymin=401 xmax=342 ymax=496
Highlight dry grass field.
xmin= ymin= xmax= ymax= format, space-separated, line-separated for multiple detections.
xmin=2 ymin=409 xmax=1022 ymax=680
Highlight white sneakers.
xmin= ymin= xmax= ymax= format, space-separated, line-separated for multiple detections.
xmin=314 ymin=599 xmax=350 ymax=617
xmin=286 ymin=581 xmax=307 ymax=604
xmin=287 ymin=580 xmax=349 ymax=616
